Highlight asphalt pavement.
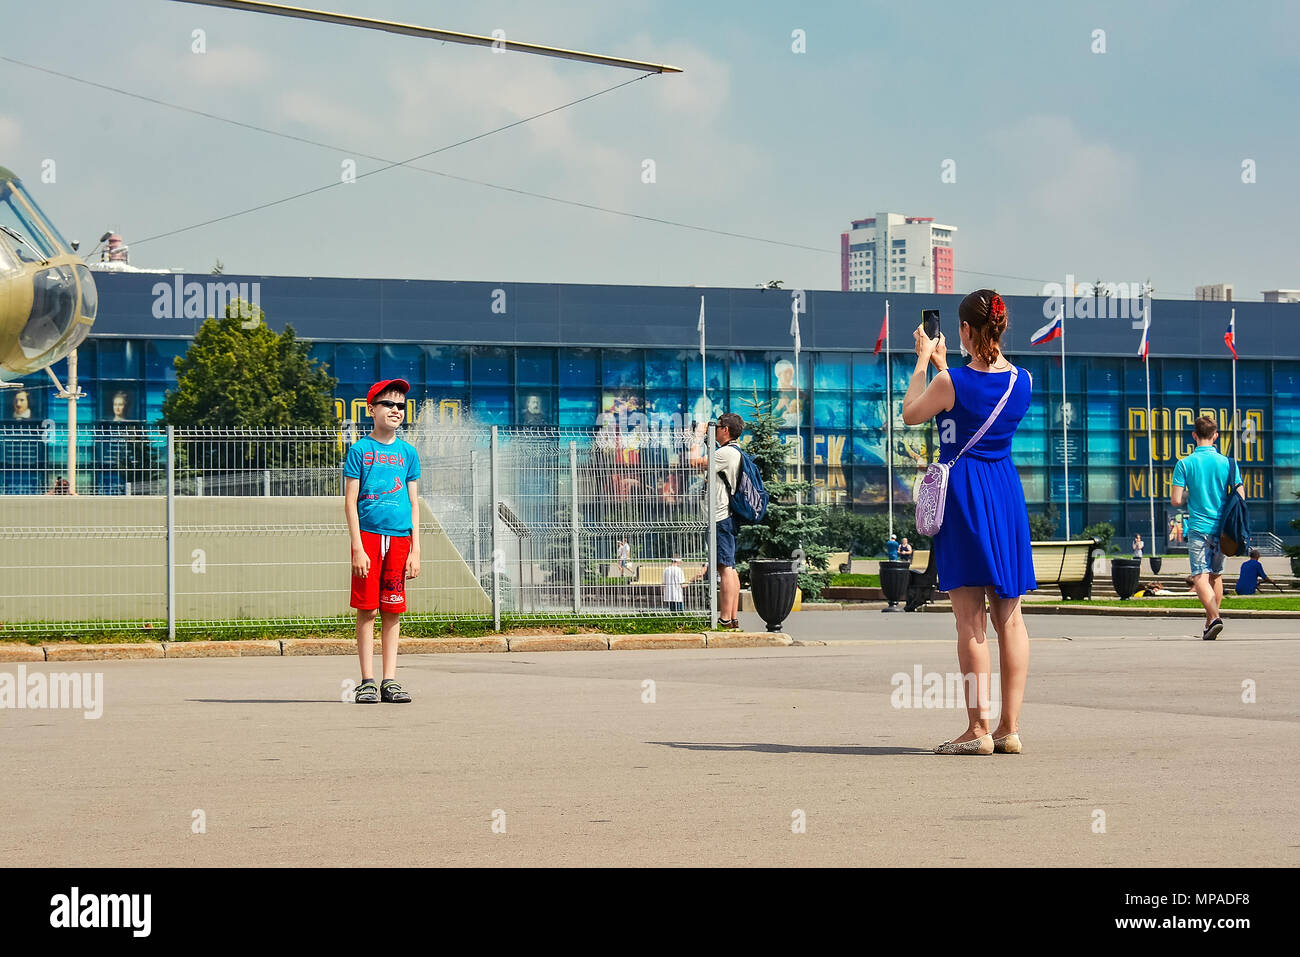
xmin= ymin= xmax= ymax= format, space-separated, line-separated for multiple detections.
xmin=2 ymin=610 xmax=1295 ymax=867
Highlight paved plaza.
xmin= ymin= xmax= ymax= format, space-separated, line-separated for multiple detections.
xmin=1 ymin=611 xmax=1295 ymax=867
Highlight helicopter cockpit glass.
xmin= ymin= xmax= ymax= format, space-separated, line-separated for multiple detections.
xmin=0 ymin=235 xmax=19 ymax=275
xmin=0 ymin=177 xmax=72 ymax=259
xmin=20 ymin=265 xmax=79 ymax=357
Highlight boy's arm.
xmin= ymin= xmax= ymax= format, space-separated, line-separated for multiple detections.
xmin=406 ymin=479 xmax=421 ymax=579
xmin=344 ymin=477 xmax=368 ymax=578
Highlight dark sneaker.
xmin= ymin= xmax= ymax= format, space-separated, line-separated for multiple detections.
xmin=354 ymin=679 xmax=380 ymax=704
xmin=380 ymin=680 xmax=411 ymax=703
xmin=1203 ymin=618 xmax=1224 ymax=641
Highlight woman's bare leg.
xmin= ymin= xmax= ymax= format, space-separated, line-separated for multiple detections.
xmin=987 ymin=589 xmax=1029 ymax=737
xmin=947 ymin=586 xmax=992 ymax=742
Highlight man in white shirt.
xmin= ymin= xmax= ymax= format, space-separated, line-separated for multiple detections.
xmin=616 ymin=537 xmax=632 ymax=578
xmin=662 ymin=555 xmax=685 ymax=612
xmin=705 ymin=412 xmax=744 ymax=629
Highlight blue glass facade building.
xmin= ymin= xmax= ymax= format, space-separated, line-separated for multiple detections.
xmin=9 ymin=272 xmax=1299 ymax=545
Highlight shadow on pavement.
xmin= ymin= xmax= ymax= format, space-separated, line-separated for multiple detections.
xmin=650 ymin=741 xmax=930 ymax=756
xmin=189 ymin=698 xmax=341 ymax=704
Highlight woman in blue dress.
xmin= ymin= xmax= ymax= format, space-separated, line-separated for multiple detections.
xmin=902 ymin=289 xmax=1036 ymax=755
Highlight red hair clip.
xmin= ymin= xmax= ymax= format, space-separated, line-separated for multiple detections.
xmin=989 ymin=293 xmax=1006 ymax=319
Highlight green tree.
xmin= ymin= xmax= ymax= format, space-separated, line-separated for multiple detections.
xmin=1078 ymin=521 xmax=1116 ymax=553
xmin=1028 ymin=503 xmax=1060 ymax=540
xmin=162 ymin=300 xmax=340 ymax=494
xmin=732 ymin=392 xmax=833 ymax=598
xmin=162 ymin=300 xmax=336 ymax=429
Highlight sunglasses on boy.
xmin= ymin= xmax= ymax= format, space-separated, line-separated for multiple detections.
xmin=372 ymin=400 xmax=405 ymax=410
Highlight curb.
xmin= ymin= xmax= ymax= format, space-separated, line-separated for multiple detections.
xmin=1019 ymin=604 xmax=1300 ymax=619
xmin=44 ymin=643 xmax=166 ymax=661
xmin=283 ymin=639 xmax=378 ymax=656
xmin=163 ymin=640 xmax=282 ymax=658
xmin=0 ymin=644 xmax=46 ymax=662
xmin=705 ymin=632 xmax=792 ymax=648
xmin=610 ymin=634 xmax=707 ymax=650
xmin=399 ymin=637 xmax=510 ymax=654
xmin=508 ymin=634 xmax=609 ymax=652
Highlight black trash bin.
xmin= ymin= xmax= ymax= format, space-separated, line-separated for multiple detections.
xmin=1149 ymin=555 xmax=1163 ymax=576
xmin=749 ymin=559 xmax=799 ymax=632
xmin=1112 ymin=558 xmax=1142 ymax=600
xmin=880 ymin=560 xmax=910 ymax=612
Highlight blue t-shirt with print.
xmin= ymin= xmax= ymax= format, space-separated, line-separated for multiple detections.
xmin=343 ymin=435 xmax=421 ymax=536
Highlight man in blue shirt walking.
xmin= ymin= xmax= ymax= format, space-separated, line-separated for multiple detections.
xmin=1171 ymin=415 xmax=1243 ymax=640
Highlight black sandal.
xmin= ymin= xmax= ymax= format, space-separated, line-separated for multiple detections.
xmin=381 ymin=680 xmax=411 ymax=703
xmin=354 ymin=679 xmax=380 ymax=704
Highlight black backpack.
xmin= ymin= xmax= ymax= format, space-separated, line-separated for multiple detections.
xmin=1219 ymin=467 xmax=1250 ymax=557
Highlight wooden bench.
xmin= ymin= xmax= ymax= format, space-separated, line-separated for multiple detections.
xmin=826 ymin=551 xmax=852 ymax=574
xmin=632 ymin=561 xmax=708 ymax=586
xmin=908 ymin=548 xmax=929 ymax=570
xmin=1031 ymin=539 xmax=1098 ymax=600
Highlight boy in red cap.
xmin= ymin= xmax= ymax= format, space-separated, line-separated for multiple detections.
xmin=343 ymin=379 xmax=421 ymax=703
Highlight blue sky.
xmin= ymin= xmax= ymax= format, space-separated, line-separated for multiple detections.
xmin=2 ymin=0 xmax=1296 ymax=298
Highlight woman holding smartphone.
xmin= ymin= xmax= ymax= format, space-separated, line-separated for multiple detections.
xmin=902 ymin=290 xmax=1036 ymax=755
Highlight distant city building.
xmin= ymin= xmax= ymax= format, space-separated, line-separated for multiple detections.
xmin=841 ymin=212 xmax=955 ymax=294
xmin=1195 ymin=283 xmax=1234 ymax=301
xmin=1262 ymin=289 xmax=1300 ymax=303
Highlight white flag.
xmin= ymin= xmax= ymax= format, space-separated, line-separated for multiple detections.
xmin=790 ymin=298 xmax=801 ymax=355
xmin=697 ymin=296 xmax=705 ymax=358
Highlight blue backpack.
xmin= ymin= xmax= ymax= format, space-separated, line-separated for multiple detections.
xmin=719 ymin=445 xmax=769 ymax=525
xmin=1219 ymin=467 xmax=1251 ymax=557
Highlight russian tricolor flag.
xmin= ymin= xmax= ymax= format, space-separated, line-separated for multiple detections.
xmin=1138 ymin=314 xmax=1150 ymax=360
xmin=1224 ymin=314 xmax=1237 ymax=359
xmin=1030 ymin=314 xmax=1063 ymax=345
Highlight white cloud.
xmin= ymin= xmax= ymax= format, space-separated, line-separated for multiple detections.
xmin=998 ymin=114 xmax=1138 ymax=219
xmin=274 ymin=89 xmax=383 ymax=144
xmin=0 ymin=116 xmax=20 ymax=152
xmin=135 ymin=41 xmax=275 ymax=91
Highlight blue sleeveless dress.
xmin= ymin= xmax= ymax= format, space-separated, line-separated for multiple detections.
xmin=933 ymin=365 xmax=1037 ymax=598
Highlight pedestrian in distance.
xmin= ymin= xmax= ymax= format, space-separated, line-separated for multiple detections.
xmin=662 ymin=555 xmax=685 ymax=613
xmin=1132 ymin=533 xmax=1144 ymax=559
xmin=898 ymin=537 xmax=914 ymax=563
xmin=903 ymin=289 xmax=1036 ymax=755
xmin=343 ymin=378 xmax=421 ymax=703
xmin=696 ymin=411 xmax=745 ymax=631
xmin=616 ymin=537 xmax=632 ymax=579
xmin=1170 ymin=414 xmax=1243 ymax=640
xmin=886 ymin=534 xmax=900 ymax=561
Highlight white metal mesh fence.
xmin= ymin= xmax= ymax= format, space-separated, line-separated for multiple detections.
xmin=0 ymin=419 xmax=712 ymax=638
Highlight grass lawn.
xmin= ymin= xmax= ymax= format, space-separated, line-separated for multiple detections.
xmin=0 ymin=615 xmax=713 ymax=645
xmin=830 ymin=573 xmax=881 ymax=588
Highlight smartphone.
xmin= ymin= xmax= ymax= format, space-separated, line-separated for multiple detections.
xmin=922 ymin=309 xmax=941 ymax=340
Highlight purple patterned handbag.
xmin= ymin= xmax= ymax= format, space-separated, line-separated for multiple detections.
xmin=915 ymin=368 xmax=1018 ymax=537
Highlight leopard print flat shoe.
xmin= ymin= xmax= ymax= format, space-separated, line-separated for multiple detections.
xmin=934 ymin=733 xmax=994 ymax=755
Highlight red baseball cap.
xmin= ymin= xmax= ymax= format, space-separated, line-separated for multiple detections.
xmin=367 ymin=379 xmax=410 ymax=405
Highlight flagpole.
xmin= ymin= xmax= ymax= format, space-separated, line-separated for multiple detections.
xmin=794 ymin=312 xmax=802 ymax=491
xmin=698 ymin=296 xmax=706 ymax=415
xmin=1060 ymin=304 xmax=1070 ymax=540
xmin=1230 ymin=307 xmax=1238 ymax=461
xmin=1145 ymin=294 xmax=1155 ymax=555
xmin=885 ymin=299 xmax=893 ymax=540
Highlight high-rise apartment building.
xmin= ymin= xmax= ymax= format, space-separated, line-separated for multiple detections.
xmin=840 ymin=212 xmax=956 ymax=294
xmin=1195 ymin=283 xmax=1234 ymax=301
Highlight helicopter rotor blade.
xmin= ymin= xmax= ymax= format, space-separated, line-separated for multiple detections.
xmin=169 ymin=0 xmax=683 ymax=73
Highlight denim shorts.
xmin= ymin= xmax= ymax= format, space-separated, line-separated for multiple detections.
xmin=1187 ymin=530 xmax=1224 ymax=577
xmin=716 ymin=516 xmax=737 ymax=568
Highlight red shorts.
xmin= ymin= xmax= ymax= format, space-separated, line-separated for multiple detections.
xmin=350 ymin=531 xmax=411 ymax=613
